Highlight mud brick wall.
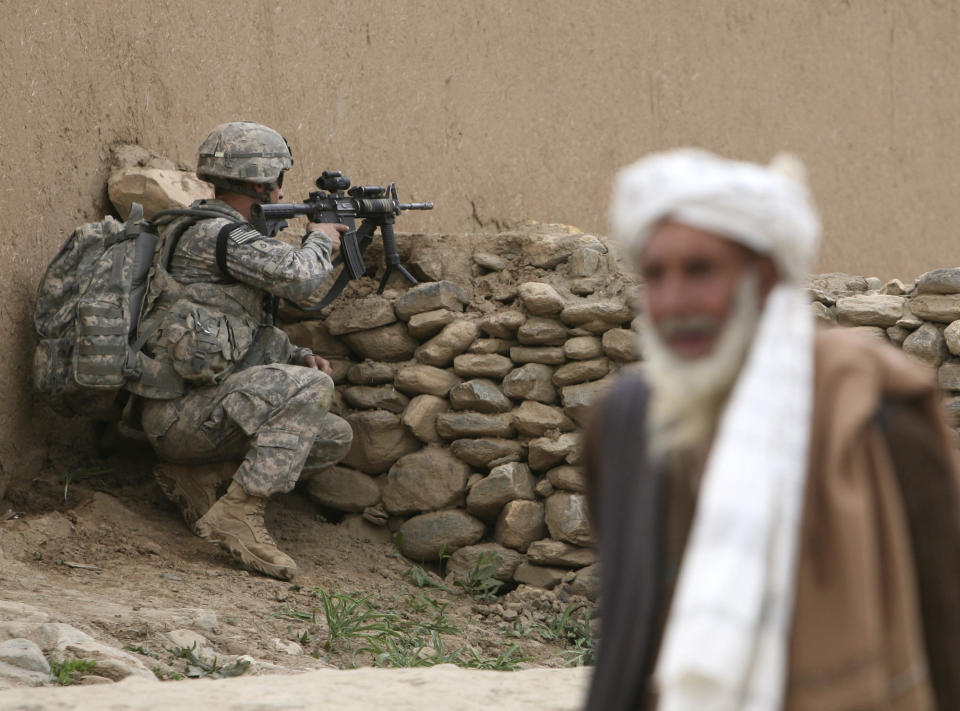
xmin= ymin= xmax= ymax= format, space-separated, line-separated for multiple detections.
xmin=281 ymin=224 xmax=639 ymax=597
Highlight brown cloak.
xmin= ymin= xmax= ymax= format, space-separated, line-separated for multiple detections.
xmin=583 ymin=328 xmax=960 ymax=711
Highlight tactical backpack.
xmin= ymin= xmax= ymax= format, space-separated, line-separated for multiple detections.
xmin=32 ymin=204 xmax=236 ymax=419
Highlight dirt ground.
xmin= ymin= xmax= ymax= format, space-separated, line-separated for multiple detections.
xmin=0 ymin=438 xmax=594 ymax=706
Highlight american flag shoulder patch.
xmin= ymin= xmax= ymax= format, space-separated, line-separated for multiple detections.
xmin=228 ymin=225 xmax=264 ymax=246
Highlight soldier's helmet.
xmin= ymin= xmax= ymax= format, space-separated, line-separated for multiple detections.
xmin=196 ymin=121 xmax=293 ymax=187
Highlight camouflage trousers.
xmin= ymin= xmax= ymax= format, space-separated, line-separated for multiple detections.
xmin=141 ymin=363 xmax=353 ymax=498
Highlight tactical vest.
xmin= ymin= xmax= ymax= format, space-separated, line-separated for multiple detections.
xmin=138 ymin=204 xmax=295 ymax=387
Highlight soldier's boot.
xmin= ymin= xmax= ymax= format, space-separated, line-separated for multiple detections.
xmin=154 ymin=462 xmax=235 ymax=535
xmin=194 ymin=481 xmax=297 ymax=581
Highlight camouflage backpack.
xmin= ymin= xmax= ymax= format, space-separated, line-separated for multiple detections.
xmin=32 ymin=204 xmax=230 ymax=419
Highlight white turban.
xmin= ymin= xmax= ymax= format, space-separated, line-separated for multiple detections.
xmin=609 ymin=148 xmax=821 ymax=282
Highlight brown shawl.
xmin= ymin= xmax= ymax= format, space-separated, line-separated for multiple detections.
xmin=583 ymin=328 xmax=960 ymax=711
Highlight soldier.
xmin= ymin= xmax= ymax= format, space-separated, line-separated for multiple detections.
xmin=140 ymin=121 xmax=353 ymax=581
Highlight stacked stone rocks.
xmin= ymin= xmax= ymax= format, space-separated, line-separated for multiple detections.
xmin=281 ymin=225 xmax=638 ymax=598
xmin=812 ymin=269 xmax=960 ymax=429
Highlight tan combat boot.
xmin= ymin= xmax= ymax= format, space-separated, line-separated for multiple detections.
xmin=194 ymin=481 xmax=297 ymax=581
xmin=154 ymin=462 xmax=235 ymax=535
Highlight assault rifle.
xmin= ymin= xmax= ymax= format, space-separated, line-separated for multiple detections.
xmin=250 ymin=170 xmax=433 ymax=309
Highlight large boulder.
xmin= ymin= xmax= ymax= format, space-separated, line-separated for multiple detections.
xmin=527 ymin=433 xmax=580 ymax=470
xmin=341 ymin=386 xmax=409 ymax=413
xmin=509 ymin=346 xmax=566 ymax=365
xmin=547 ymin=465 xmax=586 ymax=493
xmin=512 ymin=562 xmax=565 ymax=589
xmin=452 ymin=354 xmax=514 ymax=379
xmin=516 ymin=318 xmax=568 ymax=346
xmin=436 ymin=412 xmax=515 ymax=439
xmin=902 ymin=323 xmax=948 ymax=368
xmin=415 ymin=320 xmax=480 ymax=367
xmin=601 ymin=329 xmax=636 ymax=362
xmin=108 ymin=167 xmax=213 ymax=219
xmin=325 ymin=295 xmax=396 ymax=335
xmin=342 ymin=323 xmax=418 ymax=361
xmin=447 ymin=543 xmax=525 ymax=582
xmin=398 ymin=510 xmax=485 ymax=561
xmin=545 ymin=493 xmax=593 ymax=546
xmin=394 ymin=364 xmax=461 ymax=397
xmin=394 ymin=281 xmax=469 ymax=321
xmin=563 ymin=336 xmax=603 ymax=361
xmin=835 ymin=295 xmax=904 ymax=327
xmin=401 ymin=394 xmax=448 ymax=443
xmin=382 ymin=448 xmax=469 ymax=516
xmin=449 ymin=438 xmax=526 ymax=468
xmin=347 ymin=361 xmax=396 ymax=385
xmin=479 ymin=310 xmax=526 ymax=338
xmin=341 ymin=411 xmax=420 ymax=474
xmin=559 ymin=299 xmax=632 ymax=327
xmin=915 ymin=268 xmax=960 ymax=295
xmin=561 ymin=378 xmax=614 ymax=424
xmin=570 ymin=563 xmax=600 ymax=601
xmin=527 ymin=539 xmax=596 ymax=568
xmin=552 ymin=358 xmax=610 ymax=387
xmin=807 ymin=273 xmax=869 ymax=299
xmin=407 ymin=309 xmax=458 ymax=339
xmin=448 ymin=380 xmax=513 ymax=413
xmin=513 ymin=401 xmax=575 ymax=437
xmin=305 ymin=466 xmax=380 ymax=512
xmin=908 ymin=294 xmax=960 ymax=323
xmin=502 ymin=363 xmax=557 ymax=403
xmin=495 ymin=500 xmax=546 ymax=552
xmin=465 ymin=463 xmax=536 ymax=520
xmin=517 ymin=282 xmax=565 ymax=316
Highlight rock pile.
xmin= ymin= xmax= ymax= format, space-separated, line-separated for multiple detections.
xmin=0 ymin=600 xmax=156 ymax=687
xmin=812 ymin=269 xmax=960 ymax=430
xmin=283 ymin=224 xmax=639 ymax=599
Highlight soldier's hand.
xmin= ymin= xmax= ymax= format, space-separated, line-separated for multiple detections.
xmin=307 ymin=222 xmax=347 ymax=253
xmin=304 ymin=354 xmax=333 ymax=376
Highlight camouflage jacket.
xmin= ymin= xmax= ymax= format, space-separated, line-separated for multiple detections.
xmin=141 ymin=199 xmax=336 ymax=387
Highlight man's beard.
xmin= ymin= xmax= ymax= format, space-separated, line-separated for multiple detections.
xmin=640 ymin=273 xmax=762 ymax=466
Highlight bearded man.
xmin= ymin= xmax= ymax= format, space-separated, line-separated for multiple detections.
xmin=583 ymin=149 xmax=960 ymax=711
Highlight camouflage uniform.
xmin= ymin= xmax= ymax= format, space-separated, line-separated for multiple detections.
xmin=140 ymin=198 xmax=353 ymax=497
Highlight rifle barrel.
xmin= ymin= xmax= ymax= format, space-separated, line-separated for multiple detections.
xmin=399 ymin=202 xmax=434 ymax=210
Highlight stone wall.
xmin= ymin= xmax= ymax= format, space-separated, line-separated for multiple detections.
xmin=811 ymin=270 xmax=960 ymax=430
xmin=281 ymin=224 xmax=637 ymax=597
xmin=7 ymin=0 xmax=960 ymax=501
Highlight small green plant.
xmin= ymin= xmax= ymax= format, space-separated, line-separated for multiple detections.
xmin=315 ymin=589 xmax=401 ymax=651
xmin=453 ymin=551 xmax=503 ymax=601
xmin=60 ymin=467 xmax=113 ymax=503
xmin=502 ymin=620 xmax=532 ymax=638
xmin=460 ymin=643 xmax=532 ymax=671
xmin=273 ymin=606 xmax=318 ymax=624
xmin=561 ymin=635 xmax=596 ymax=667
xmin=165 ymin=642 xmax=250 ymax=679
xmin=48 ymin=657 xmax=97 ymax=685
xmin=534 ymin=603 xmax=595 ymax=666
xmin=123 ymin=644 xmax=160 ymax=659
xmin=406 ymin=564 xmax=433 ymax=588
xmin=360 ymin=629 xmax=464 ymax=668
